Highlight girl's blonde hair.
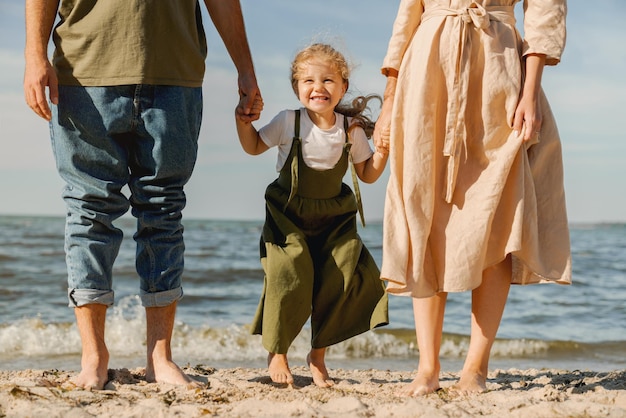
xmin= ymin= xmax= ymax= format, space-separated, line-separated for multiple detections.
xmin=290 ymin=43 xmax=381 ymax=138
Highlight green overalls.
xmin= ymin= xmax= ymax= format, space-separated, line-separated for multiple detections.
xmin=252 ymin=110 xmax=389 ymax=353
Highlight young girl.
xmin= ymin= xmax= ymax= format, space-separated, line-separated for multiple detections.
xmin=235 ymin=43 xmax=389 ymax=388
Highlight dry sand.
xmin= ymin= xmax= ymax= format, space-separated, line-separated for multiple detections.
xmin=1 ymin=366 xmax=625 ymax=417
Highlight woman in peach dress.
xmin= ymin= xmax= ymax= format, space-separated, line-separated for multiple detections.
xmin=373 ymin=0 xmax=572 ymax=395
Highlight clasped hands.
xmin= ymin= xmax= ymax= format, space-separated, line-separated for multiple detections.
xmin=373 ymin=124 xmax=390 ymax=156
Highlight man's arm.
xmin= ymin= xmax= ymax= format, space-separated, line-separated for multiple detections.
xmin=204 ymin=0 xmax=261 ymax=123
xmin=24 ymin=0 xmax=60 ymax=121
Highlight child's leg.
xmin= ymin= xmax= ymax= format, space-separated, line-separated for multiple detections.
xmin=268 ymin=352 xmax=294 ymax=385
xmin=456 ymin=256 xmax=511 ymax=393
xmin=307 ymin=347 xmax=334 ymax=387
xmin=398 ymin=291 xmax=447 ymax=396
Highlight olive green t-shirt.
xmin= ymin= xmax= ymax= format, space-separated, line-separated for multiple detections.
xmin=52 ymin=0 xmax=207 ymax=87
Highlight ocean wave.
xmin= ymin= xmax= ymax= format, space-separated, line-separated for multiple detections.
xmin=2 ymin=313 xmax=623 ymax=367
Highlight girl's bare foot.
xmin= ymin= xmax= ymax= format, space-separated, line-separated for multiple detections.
xmin=307 ymin=349 xmax=334 ymax=388
xmin=396 ymin=372 xmax=440 ymax=396
xmin=268 ymin=353 xmax=294 ymax=385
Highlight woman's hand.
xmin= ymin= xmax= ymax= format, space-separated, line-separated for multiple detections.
xmin=513 ymin=91 xmax=542 ymax=142
xmin=373 ymin=74 xmax=397 ymax=154
xmin=376 ymin=125 xmax=390 ymax=155
xmin=513 ymin=54 xmax=546 ymax=141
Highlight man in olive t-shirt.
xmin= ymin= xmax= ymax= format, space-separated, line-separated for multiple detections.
xmin=24 ymin=0 xmax=261 ymax=390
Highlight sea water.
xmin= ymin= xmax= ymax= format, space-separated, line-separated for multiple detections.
xmin=1 ymin=216 xmax=624 ymax=373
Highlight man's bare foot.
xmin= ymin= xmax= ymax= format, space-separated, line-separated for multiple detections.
xmin=72 ymin=304 xmax=109 ymax=389
xmin=396 ymin=372 xmax=440 ymax=396
xmin=144 ymin=303 xmax=202 ymax=388
xmin=70 ymin=351 xmax=110 ymax=390
xmin=267 ymin=353 xmax=294 ymax=385
xmin=146 ymin=359 xmax=202 ymax=388
xmin=307 ymin=349 xmax=334 ymax=388
xmin=452 ymin=370 xmax=487 ymax=394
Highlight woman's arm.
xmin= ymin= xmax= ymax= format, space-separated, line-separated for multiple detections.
xmin=512 ymin=53 xmax=546 ymax=141
xmin=373 ymin=74 xmax=397 ymax=152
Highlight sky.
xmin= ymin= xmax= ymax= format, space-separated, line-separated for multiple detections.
xmin=1 ymin=1 xmax=624 ymax=223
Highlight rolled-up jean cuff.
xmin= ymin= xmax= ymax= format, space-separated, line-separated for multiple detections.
xmin=140 ymin=287 xmax=183 ymax=308
xmin=68 ymin=288 xmax=115 ymax=308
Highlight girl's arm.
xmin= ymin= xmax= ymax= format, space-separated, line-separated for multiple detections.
xmin=354 ymin=150 xmax=388 ymax=184
xmin=353 ymin=126 xmax=389 ymax=183
xmin=235 ymin=94 xmax=268 ymax=155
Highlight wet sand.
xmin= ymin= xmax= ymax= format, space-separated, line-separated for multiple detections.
xmin=1 ymin=366 xmax=625 ymax=417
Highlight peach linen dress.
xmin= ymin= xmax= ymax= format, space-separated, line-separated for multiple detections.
xmin=381 ymin=0 xmax=572 ymax=297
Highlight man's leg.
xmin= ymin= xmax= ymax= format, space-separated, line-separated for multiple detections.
xmin=130 ymin=85 xmax=203 ymax=386
xmin=72 ymin=304 xmax=109 ymax=389
xmin=144 ymin=301 xmax=200 ymax=386
xmin=51 ymin=85 xmax=134 ymax=389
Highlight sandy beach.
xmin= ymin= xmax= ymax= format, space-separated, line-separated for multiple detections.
xmin=1 ymin=366 xmax=625 ymax=417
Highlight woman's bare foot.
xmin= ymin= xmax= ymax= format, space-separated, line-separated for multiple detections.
xmin=307 ymin=348 xmax=334 ymax=388
xmin=452 ymin=370 xmax=487 ymax=394
xmin=146 ymin=359 xmax=203 ymax=388
xmin=396 ymin=372 xmax=440 ymax=396
xmin=268 ymin=353 xmax=294 ymax=385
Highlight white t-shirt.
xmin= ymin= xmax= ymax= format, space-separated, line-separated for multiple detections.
xmin=259 ymin=108 xmax=374 ymax=172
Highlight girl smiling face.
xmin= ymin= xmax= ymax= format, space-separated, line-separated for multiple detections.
xmin=295 ymin=58 xmax=348 ymax=124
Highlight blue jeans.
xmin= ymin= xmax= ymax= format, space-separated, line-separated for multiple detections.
xmin=50 ymin=85 xmax=203 ymax=308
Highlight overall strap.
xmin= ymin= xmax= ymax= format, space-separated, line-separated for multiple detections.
xmin=283 ymin=109 xmax=301 ymax=212
xmin=345 ymin=115 xmax=366 ymax=227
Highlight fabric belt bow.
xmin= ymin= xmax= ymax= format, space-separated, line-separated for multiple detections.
xmin=422 ymin=3 xmax=515 ymax=202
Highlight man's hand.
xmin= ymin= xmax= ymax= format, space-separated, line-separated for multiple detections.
xmin=24 ymin=56 xmax=58 ymax=121
xmin=236 ymin=73 xmax=262 ymax=123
